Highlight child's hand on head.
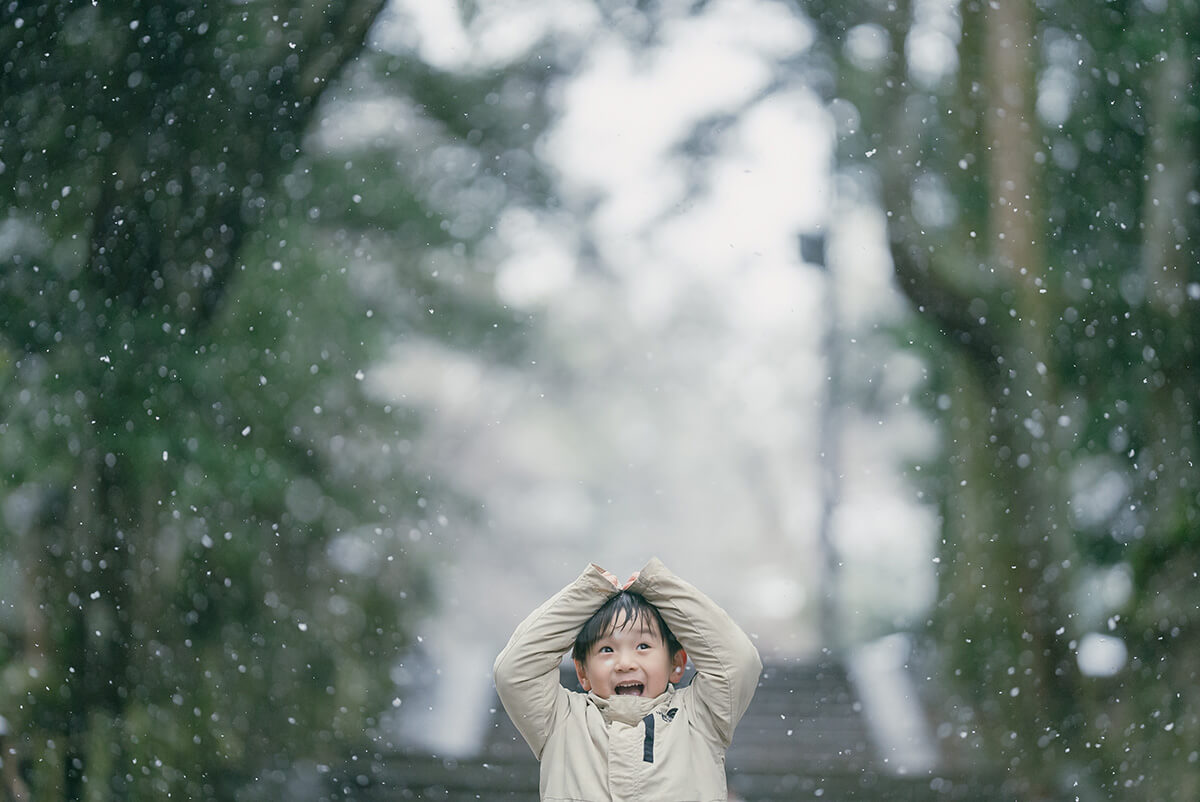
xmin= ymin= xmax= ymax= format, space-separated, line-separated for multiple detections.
xmin=593 ymin=565 xmax=622 ymax=589
xmin=592 ymin=566 xmax=639 ymax=590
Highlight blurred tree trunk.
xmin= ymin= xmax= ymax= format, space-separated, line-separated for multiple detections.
xmin=1123 ymin=7 xmax=1200 ymax=799
xmin=4 ymin=0 xmax=555 ymax=795
xmin=807 ymin=0 xmax=1200 ymax=796
xmin=885 ymin=3 xmax=1079 ymax=792
xmin=970 ymin=0 xmax=1076 ymax=786
xmin=1 ymin=2 xmax=386 ymax=798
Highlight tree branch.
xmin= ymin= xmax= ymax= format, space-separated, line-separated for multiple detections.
xmin=888 ymin=227 xmax=1002 ymax=367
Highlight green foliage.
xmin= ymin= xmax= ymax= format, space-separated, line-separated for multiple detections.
xmin=804 ymin=0 xmax=1200 ymax=795
xmin=1 ymin=2 xmax=548 ymax=799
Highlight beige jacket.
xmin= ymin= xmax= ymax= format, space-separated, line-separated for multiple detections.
xmin=493 ymin=558 xmax=762 ymax=802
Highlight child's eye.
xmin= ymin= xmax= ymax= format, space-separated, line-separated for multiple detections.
xmin=637 ymin=643 xmax=651 ymax=650
xmin=598 ymin=646 xmax=613 ymax=653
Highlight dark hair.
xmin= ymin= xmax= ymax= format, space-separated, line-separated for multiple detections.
xmin=572 ymin=591 xmax=683 ymax=662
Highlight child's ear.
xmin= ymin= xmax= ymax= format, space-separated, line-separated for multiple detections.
xmin=574 ymin=659 xmax=592 ymax=691
xmin=670 ymin=649 xmax=688 ymax=680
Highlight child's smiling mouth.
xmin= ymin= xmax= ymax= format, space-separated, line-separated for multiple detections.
xmin=614 ymin=682 xmax=645 ymax=696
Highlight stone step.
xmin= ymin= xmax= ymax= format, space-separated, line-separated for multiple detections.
xmin=367 ymin=659 xmax=1002 ymax=801
xmin=391 ymin=754 xmax=536 ymax=797
xmin=381 ymin=754 xmax=1001 ymax=802
xmin=727 ymin=768 xmax=1006 ymax=801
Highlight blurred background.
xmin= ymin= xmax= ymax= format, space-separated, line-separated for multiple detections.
xmin=1 ymin=0 xmax=1198 ymax=800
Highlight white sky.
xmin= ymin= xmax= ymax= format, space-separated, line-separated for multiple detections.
xmin=375 ymin=0 xmax=938 ymax=754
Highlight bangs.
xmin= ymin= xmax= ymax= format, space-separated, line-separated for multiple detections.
xmin=602 ymin=603 xmax=661 ymax=640
xmin=572 ymin=591 xmax=681 ymax=662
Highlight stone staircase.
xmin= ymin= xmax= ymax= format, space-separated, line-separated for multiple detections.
xmin=362 ymin=659 xmax=1004 ymax=801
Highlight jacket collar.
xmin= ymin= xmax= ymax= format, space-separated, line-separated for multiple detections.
xmin=587 ymin=685 xmax=675 ymax=726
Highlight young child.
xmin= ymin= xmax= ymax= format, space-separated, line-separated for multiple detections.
xmin=493 ymin=557 xmax=762 ymax=801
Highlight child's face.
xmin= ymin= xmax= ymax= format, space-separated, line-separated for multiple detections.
xmin=573 ymin=611 xmax=687 ymax=699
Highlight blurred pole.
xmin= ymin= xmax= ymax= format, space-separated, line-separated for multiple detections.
xmin=799 ymin=231 xmax=841 ymax=657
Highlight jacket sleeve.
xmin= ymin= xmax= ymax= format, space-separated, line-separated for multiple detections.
xmin=628 ymin=557 xmax=762 ymax=747
xmin=493 ymin=564 xmax=618 ymax=759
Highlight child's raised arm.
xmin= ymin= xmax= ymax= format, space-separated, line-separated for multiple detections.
xmin=627 ymin=557 xmax=762 ymax=747
xmin=492 ymin=564 xmax=619 ymax=757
